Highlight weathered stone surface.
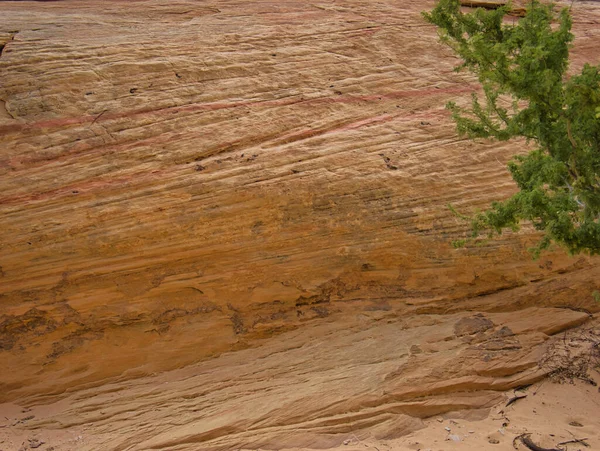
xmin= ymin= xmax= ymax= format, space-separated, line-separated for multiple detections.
xmin=0 ymin=0 xmax=599 ymax=448
xmin=0 ymin=307 xmax=596 ymax=450
xmin=454 ymin=314 xmax=494 ymax=337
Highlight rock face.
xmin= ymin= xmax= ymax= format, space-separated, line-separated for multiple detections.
xmin=1 ymin=307 xmax=597 ymax=450
xmin=0 ymin=0 xmax=599 ymax=447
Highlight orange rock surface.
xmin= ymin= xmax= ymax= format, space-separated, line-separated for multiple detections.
xmin=0 ymin=0 xmax=599 ymax=449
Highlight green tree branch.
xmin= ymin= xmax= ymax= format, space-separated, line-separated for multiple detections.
xmin=423 ymin=0 xmax=600 ymax=256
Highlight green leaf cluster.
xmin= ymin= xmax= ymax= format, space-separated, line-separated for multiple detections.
xmin=423 ymin=0 xmax=600 ymax=256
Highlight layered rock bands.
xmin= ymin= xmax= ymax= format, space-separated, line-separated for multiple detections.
xmin=0 ymin=0 xmax=599 ymax=449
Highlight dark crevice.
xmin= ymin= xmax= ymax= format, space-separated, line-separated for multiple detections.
xmin=0 ymin=31 xmax=17 ymax=59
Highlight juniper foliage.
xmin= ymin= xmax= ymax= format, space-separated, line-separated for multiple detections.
xmin=423 ymin=0 xmax=600 ymax=256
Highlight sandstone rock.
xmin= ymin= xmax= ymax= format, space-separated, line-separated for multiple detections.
xmin=460 ymin=0 xmax=527 ymax=17
xmin=454 ymin=315 xmax=494 ymax=337
xmin=0 ymin=0 xmax=599 ymax=449
xmin=0 ymin=307 xmax=594 ymax=450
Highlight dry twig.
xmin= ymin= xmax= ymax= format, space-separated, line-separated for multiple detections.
xmin=506 ymin=394 xmax=527 ymax=407
xmin=514 ymin=433 xmax=561 ymax=451
xmin=558 ymin=437 xmax=590 ymax=447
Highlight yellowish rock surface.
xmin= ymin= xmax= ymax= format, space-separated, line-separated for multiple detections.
xmin=0 ymin=0 xmax=599 ymax=449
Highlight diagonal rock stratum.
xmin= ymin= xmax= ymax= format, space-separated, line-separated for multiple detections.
xmin=0 ymin=0 xmax=599 ymax=449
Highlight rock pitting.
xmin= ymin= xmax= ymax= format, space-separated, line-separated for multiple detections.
xmin=0 ymin=0 xmax=599 ymax=449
